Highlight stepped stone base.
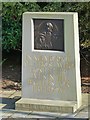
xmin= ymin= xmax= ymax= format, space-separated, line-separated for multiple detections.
xmin=15 ymin=98 xmax=78 ymax=113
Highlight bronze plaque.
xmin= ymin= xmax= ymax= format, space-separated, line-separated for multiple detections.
xmin=34 ymin=19 xmax=64 ymax=51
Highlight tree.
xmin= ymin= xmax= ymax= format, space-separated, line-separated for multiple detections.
xmin=43 ymin=2 xmax=90 ymax=52
xmin=2 ymin=2 xmax=90 ymax=52
xmin=2 ymin=2 xmax=40 ymax=51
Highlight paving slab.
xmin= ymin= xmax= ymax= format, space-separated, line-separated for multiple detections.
xmin=26 ymin=114 xmax=54 ymax=118
xmin=10 ymin=112 xmax=28 ymax=118
xmin=82 ymin=94 xmax=90 ymax=105
xmin=1 ymin=90 xmax=16 ymax=98
xmin=0 ymin=104 xmax=7 ymax=109
xmin=0 ymin=90 xmax=3 ymax=97
xmin=0 ymin=111 xmax=4 ymax=118
xmin=0 ymin=90 xmax=90 ymax=119
xmin=0 ymin=90 xmax=3 ymax=94
xmin=0 ymin=109 xmax=89 ymax=119
xmin=28 ymin=111 xmax=76 ymax=118
xmin=75 ymin=111 xmax=88 ymax=118
xmin=0 ymin=90 xmax=21 ymax=110
xmin=1 ymin=112 xmax=13 ymax=118
xmin=9 ymin=91 xmax=21 ymax=99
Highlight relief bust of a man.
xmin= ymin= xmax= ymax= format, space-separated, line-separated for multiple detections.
xmin=34 ymin=19 xmax=64 ymax=51
xmin=34 ymin=22 xmax=55 ymax=50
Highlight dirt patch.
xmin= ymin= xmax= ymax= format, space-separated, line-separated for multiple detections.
xmin=2 ymin=50 xmax=21 ymax=82
xmin=0 ymin=79 xmax=21 ymax=90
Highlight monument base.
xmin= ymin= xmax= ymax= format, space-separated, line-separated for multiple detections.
xmin=15 ymin=98 xmax=78 ymax=113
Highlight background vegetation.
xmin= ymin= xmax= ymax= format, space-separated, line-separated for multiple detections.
xmin=2 ymin=2 xmax=90 ymax=53
xmin=2 ymin=2 xmax=90 ymax=91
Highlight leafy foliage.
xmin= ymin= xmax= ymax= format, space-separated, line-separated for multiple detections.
xmin=43 ymin=2 xmax=90 ymax=51
xmin=2 ymin=2 xmax=90 ymax=52
xmin=2 ymin=2 xmax=40 ymax=51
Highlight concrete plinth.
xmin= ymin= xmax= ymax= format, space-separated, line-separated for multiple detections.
xmin=15 ymin=98 xmax=77 ymax=113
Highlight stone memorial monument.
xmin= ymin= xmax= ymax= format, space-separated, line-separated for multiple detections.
xmin=16 ymin=12 xmax=82 ymax=113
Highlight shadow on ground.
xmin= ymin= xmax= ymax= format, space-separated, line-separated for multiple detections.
xmin=0 ymin=97 xmax=21 ymax=109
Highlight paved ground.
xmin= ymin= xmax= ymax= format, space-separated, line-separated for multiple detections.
xmin=0 ymin=89 xmax=90 ymax=119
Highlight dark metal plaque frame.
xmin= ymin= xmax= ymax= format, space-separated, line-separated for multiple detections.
xmin=34 ymin=19 xmax=64 ymax=52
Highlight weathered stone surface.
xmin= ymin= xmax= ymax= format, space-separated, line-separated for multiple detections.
xmin=16 ymin=12 xmax=82 ymax=113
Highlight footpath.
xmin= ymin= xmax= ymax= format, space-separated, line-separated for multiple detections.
xmin=0 ymin=89 xmax=90 ymax=119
